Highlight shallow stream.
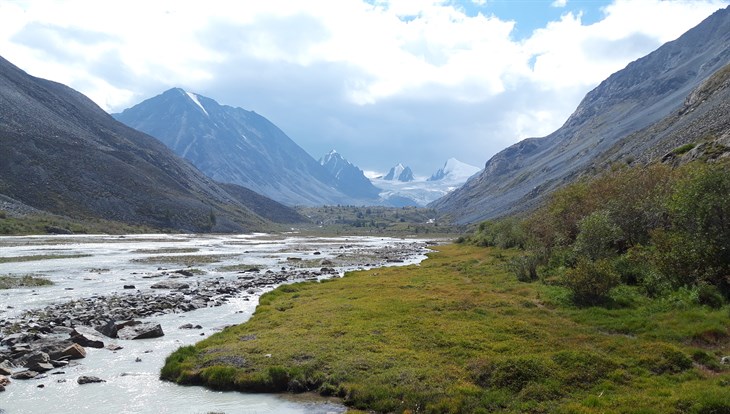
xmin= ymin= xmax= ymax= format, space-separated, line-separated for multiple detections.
xmin=0 ymin=233 xmax=431 ymax=414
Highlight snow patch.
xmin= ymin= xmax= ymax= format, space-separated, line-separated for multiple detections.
xmin=185 ymin=91 xmax=209 ymax=117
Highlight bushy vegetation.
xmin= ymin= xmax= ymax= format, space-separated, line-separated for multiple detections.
xmin=465 ymin=159 xmax=730 ymax=306
xmin=0 ymin=274 xmax=53 ymax=289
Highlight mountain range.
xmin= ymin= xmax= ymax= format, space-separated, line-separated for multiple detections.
xmin=0 ymin=55 xmax=304 ymax=232
xmin=432 ymin=5 xmax=730 ymax=224
xmin=114 ymin=89 xmax=377 ymax=207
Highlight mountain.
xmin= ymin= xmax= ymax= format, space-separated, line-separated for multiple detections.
xmin=114 ymin=89 xmax=363 ymax=206
xmin=0 ymin=55 xmax=301 ymax=232
xmin=370 ymin=159 xmax=480 ymax=207
xmin=382 ymin=164 xmax=414 ymax=182
xmin=319 ymin=150 xmax=381 ymax=199
xmin=432 ymin=6 xmax=730 ymax=224
xmin=428 ymin=158 xmax=481 ymax=182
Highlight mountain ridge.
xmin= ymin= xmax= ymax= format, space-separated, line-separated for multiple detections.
xmin=431 ymin=5 xmax=730 ymax=224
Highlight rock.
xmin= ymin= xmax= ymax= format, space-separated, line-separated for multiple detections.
xmin=117 ymin=323 xmax=164 ymax=340
xmin=106 ymin=344 xmax=123 ymax=351
xmin=59 ymin=344 xmax=86 ymax=360
xmin=150 ymin=281 xmax=189 ymax=290
xmin=0 ymin=384 xmax=4 ymax=392
xmin=179 ymin=323 xmax=203 ymax=330
xmin=722 ymin=356 xmax=730 ymax=365
xmin=25 ymin=352 xmax=53 ymax=372
xmin=123 ymin=285 xmax=136 ymax=289
xmin=11 ymin=370 xmax=38 ymax=380
xmin=77 ymin=375 xmax=105 ymax=385
xmin=0 ymin=375 xmax=10 ymax=386
xmin=0 ymin=360 xmax=12 ymax=376
xmin=70 ymin=327 xmax=105 ymax=348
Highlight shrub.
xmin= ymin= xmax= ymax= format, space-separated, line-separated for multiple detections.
xmin=697 ymin=284 xmax=725 ymax=309
xmin=471 ymin=357 xmax=554 ymax=393
xmin=507 ymin=254 xmax=540 ymax=282
xmin=562 ymin=258 xmax=620 ymax=305
xmin=573 ymin=210 xmax=622 ymax=260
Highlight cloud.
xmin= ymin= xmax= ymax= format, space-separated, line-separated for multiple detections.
xmin=551 ymin=0 xmax=568 ymax=7
xmin=0 ymin=0 xmax=727 ymax=174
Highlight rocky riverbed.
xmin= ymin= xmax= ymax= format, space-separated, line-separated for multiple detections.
xmin=0 ymin=233 xmax=436 ymax=413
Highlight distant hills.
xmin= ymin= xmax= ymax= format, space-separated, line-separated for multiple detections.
xmin=319 ymin=150 xmax=381 ymax=200
xmin=114 ymin=89 xmax=375 ymax=207
xmin=432 ymin=5 xmax=730 ymax=224
xmin=0 ymin=56 xmax=304 ymax=232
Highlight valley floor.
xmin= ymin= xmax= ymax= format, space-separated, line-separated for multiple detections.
xmin=163 ymin=244 xmax=730 ymax=413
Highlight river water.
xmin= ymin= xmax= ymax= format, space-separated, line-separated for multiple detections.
xmin=0 ymin=233 xmax=432 ymax=414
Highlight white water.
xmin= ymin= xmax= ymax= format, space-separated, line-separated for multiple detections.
xmin=0 ymin=234 xmax=431 ymax=414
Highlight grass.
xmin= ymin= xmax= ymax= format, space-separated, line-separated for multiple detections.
xmin=162 ymin=245 xmax=730 ymax=413
xmin=0 ymin=212 xmax=157 ymax=235
xmin=0 ymin=254 xmax=92 ymax=263
xmin=0 ymin=275 xmax=53 ymax=289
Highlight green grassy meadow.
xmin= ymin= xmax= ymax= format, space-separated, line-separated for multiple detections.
xmin=162 ymin=244 xmax=730 ymax=413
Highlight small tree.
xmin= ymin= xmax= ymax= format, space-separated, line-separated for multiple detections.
xmin=573 ymin=210 xmax=622 ymax=261
xmin=562 ymin=258 xmax=620 ymax=305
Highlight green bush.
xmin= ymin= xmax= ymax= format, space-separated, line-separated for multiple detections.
xmin=573 ymin=210 xmax=622 ymax=260
xmin=507 ymin=255 xmax=540 ymax=282
xmin=472 ymin=357 xmax=554 ymax=393
xmin=562 ymin=258 xmax=620 ymax=305
xmin=697 ymin=284 xmax=725 ymax=309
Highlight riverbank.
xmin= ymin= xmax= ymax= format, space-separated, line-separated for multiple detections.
xmin=0 ymin=234 xmax=433 ymax=413
xmin=163 ymin=244 xmax=730 ymax=413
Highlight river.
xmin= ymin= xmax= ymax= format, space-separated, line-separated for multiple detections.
xmin=0 ymin=233 xmax=432 ymax=414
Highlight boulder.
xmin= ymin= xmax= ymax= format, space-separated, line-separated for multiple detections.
xmin=117 ymin=323 xmax=164 ymax=340
xmin=0 ymin=384 xmax=4 ymax=392
xmin=77 ymin=375 xmax=105 ymax=385
xmin=58 ymin=344 xmax=86 ymax=360
xmin=11 ymin=370 xmax=38 ymax=380
xmin=70 ymin=327 xmax=105 ymax=348
xmin=24 ymin=352 xmax=53 ymax=372
xmin=150 ymin=281 xmax=189 ymax=290
xmin=0 ymin=360 xmax=12 ymax=376
xmin=0 ymin=375 xmax=10 ymax=386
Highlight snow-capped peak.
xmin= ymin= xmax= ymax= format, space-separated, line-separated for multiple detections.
xmin=428 ymin=158 xmax=481 ymax=182
xmin=184 ymin=90 xmax=209 ymax=117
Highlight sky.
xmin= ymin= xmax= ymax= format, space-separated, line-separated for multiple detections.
xmin=0 ymin=0 xmax=728 ymax=177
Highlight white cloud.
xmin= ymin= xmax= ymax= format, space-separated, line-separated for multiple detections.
xmin=0 ymin=0 xmax=727 ymax=173
xmin=551 ymin=0 xmax=568 ymax=7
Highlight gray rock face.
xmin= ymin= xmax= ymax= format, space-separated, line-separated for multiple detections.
xmin=0 ymin=360 xmax=12 ymax=375
xmin=114 ymin=88 xmax=366 ymax=207
xmin=117 ymin=323 xmax=164 ymax=340
xmin=24 ymin=352 xmax=53 ymax=372
xmin=11 ymin=370 xmax=38 ymax=380
xmin=432 ymin=6 xmax=730 ymax=223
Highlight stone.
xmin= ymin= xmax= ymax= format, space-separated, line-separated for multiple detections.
xmin=77 ymin=375 xmax=105 ymax=385
xmin=25 ymin=352 xmax=53 ymax=372
xmin=0 ymin=384 xmax=4 ymax=392
xmin=59 ymin=344 xmax=86 ymax=360
xmin=123 ymin=285 xmax=136 ymax=289
xmin=150 ymin=281 xmax=189 ymax=290
xmin=106 ymin=344 xmax=123 ymax=351
xmin=117 ymin=323 xmax=164 ymax=340
xmin=0 ymin=374 xmax=10 ymax=386
xmin=11 ymin=370 xmax=38 ymax=380
xmin=0 ymin=360 xmax=12 ymax=376
xmin=70 ymin=327 xmax=105 ymax=348
xmin=722 ymin=356 xmax=730 ymax=365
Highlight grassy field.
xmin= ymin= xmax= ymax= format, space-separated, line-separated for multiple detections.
xmin=162 ymin=244 xmax=730 ymax=413
xmin=0 ymin=275 xmax=53 ymax=289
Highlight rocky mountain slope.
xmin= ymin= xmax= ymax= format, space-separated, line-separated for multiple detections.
xmin=114 ymin=89 xmax=367 ymax=206
xmin=432 ymin=5 xmax=730 ymax=224
xmin=319 ymin=150 xmax=381 ymax=200
xmin=0 ymin=55 xmax=302 ymax=232
xmin=382 ymin=164 xmax=414 ymax=182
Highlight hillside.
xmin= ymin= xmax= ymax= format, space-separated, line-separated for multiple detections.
xmin=0 ymin=55 xmax=289 ymax=232
xmin=432 ymin=6 xmax=730 ymax=224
